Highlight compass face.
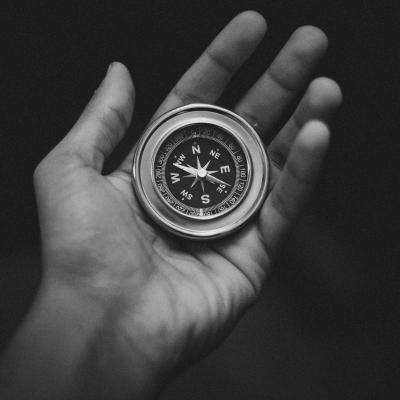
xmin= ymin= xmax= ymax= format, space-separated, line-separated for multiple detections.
xmin=153 ymin=124 xmax=249 ymax=219
xmin=132 ymin=104 xmax=269 ymax=240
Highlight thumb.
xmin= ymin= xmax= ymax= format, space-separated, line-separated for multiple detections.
xmin=58 ymin=62 xmax=135 ymax=171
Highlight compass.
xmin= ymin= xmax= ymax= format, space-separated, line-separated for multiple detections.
xmin=132 ymin=104 xmax=270 ymax=240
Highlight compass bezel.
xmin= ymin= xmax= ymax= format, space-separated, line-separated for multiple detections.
xmin=132 ymin=104 xmax=269 ymax=240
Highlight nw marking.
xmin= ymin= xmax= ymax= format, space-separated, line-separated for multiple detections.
xmin=175 ymin=153 xmax=186 ymax=165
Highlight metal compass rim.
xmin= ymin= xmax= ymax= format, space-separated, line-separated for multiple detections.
xmin=132 ymin=103 xmax=270 ymax=240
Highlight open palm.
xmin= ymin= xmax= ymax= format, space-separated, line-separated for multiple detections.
xmin=33 ymin=11 xmax=342 ymax=398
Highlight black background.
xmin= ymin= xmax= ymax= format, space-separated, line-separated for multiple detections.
xmin=1 ymin=1 xmax=400 ymax=398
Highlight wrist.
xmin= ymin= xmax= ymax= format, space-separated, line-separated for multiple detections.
xmin=0 ymin=275 xmax=163 ymax=400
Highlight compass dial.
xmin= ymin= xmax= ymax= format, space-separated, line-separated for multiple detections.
xmin=153 ymin=124 xmax=250 ymax=219
xmin=132 ymin=104 xmax=269 ymax=240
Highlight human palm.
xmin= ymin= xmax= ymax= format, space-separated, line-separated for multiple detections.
xmin=33 ymin=11 xmax=341 ymax=398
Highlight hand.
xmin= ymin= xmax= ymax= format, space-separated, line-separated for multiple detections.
xmin=2 ymin=11 xmax=342 ymax=400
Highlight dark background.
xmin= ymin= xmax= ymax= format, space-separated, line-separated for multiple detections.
xmin=1 ymin=0 xmax=400 ymax=398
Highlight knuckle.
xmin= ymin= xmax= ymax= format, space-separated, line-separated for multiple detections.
xmin=271 ymin=189 xmax=297 ymax=223
xmin=104 ymin=103 xmax=130 ymax=132
xmin=286 ymin=156 xmax=315 ymax=187
xmin=237 ymin=109 xmax=266 ymax=135
xmin=33 ymin=146 xmax=77 ymax=184
xmin=268 ymin=146 xmax=289 ymax=170
xmin=205 ymin=48 xmax=235 ymax=75
xmin=171 ymin=85 xmax=208 ymax=105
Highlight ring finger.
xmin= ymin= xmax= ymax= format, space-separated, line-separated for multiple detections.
xmin=234 ymin=25 xmax=329 ymax=142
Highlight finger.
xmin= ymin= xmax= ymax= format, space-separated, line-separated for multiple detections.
xmin=117 ymin=11 xmax=267 ymax=174
xmin=153 ymin=11 xmax=267 ymax=119
xmin=235 ymin=26 xmax=328 ymax=141
xmin=268 ymin=77 xmax=342 ymax=167
xmin=60 ymin=62 xmax=135 ymax=171
xmin=259 ymin=120 xmax=329 ymax=260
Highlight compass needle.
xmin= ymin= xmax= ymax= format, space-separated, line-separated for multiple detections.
xmin=191 ymin=177 xmax=199 ymax=188
xmin=173 ymin=162 xmax=197 ymax=176
xmin=205 ymin=174 xmax=231 ymax=187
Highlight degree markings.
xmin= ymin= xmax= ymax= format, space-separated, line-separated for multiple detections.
xmin=154 ymin=124 xmax=249 ymax=218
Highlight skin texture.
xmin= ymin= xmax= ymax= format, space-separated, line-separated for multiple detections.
xmin=0 ymin=11 xmax=342 ymax=400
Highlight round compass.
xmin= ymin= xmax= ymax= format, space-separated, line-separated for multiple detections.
xmin=132 ymin=104 xmax=270 ymax=240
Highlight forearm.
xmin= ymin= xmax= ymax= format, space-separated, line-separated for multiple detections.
xmin=0 ymin=278 xmax=161 ymax=400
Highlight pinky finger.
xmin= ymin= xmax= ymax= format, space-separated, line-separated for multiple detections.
xmin=260 ymin=120 xmax=330 ymax=259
